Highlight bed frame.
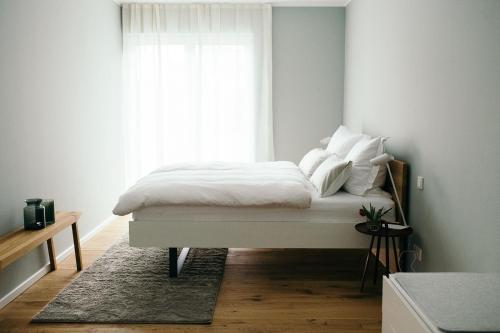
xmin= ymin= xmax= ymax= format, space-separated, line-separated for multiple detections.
xmin=129 ymin=160 xmax=408 ymax=277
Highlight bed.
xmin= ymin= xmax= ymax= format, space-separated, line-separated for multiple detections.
xmin=117 ymin=160 xmax=407 ymax=277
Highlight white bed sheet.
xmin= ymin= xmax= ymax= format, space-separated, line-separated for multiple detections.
xmin=132 ymin=190 xmax=396 ymax=223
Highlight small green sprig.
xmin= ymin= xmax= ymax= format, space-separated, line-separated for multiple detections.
xmin=359 ymin=204 xmax=392 ymax=224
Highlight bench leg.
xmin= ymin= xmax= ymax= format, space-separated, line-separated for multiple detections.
xmin=47 ymin=238 xmax=57 ymax=271
xmin=71 ymin=222 xmax=83 ymax=271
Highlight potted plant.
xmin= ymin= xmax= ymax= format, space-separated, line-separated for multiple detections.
xmin=359 ymin=204 xmax=392 ymax=232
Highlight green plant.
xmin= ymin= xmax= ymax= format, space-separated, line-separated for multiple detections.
xmin=359 ymin=204 xmax=392 ymax=224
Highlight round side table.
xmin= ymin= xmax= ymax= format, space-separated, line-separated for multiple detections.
xmin=355 ymin=222 xmax=413 ymax=292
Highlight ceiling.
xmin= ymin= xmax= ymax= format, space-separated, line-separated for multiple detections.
xmin=113 ymin=0 xmax=351 ymax=7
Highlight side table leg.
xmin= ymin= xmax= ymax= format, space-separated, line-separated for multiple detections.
xmin=360 ymin=235 xmax=375 ymax=292
xmin=47 ymin=238 xmax=57 ymax=271
xmin=392 ymin=237 xmax=400 ymax=271
xmin=385 ymin=236 xmax=390 ymax=276
xmin=373 ymin=236 xmax=381 ymax=284
xmin=71 ymin=222 xmax=83 ymax=271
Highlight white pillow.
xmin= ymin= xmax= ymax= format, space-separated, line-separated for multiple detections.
xmin=326 ymin=125 xmax=365 ymax=159
xmin=310 ymin=156 xmax=352 ymax=197
xmin=372 ymin=137 xmax=389 ymax=188
xmin=343 ymin=137 xmax=384 ymax=196
xmin=298 ymin=148 xmax=331 ymax=178
xmin=372 ymin=160 xmax=387 ymax=188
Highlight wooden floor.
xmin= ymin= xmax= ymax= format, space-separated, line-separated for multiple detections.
xmin=0 ymin=217 xmax=383 ymax=333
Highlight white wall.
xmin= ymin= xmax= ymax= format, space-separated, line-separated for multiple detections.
xmin=0 ymin=0 xmax=123 ymax=300
xmin=273 ymin=8 xmax=345 ymax=163
xmin=344 ymin=0 xmax=500 ymax=271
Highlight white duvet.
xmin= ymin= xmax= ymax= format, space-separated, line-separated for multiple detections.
xmin=112 ymin=161 xmax=313 ymax=216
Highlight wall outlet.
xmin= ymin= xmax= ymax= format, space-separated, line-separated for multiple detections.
xmin=413 ymin=244 xmax=423 ymax=262
xmin=417 ymin=176 xmax=424 ymax=190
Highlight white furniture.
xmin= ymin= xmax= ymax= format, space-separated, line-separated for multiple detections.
xmin=125 ymin=159 xmax=407 ymax=277
xmin=383 ymin=276 xmax=435 ymax=333
xmin=383 ymin=273 xmax=500 ymax=333
xmin=129 ymin=191 xmax=396 ymax=249
xmin=129 ymin=189 xmax=397 ymax=277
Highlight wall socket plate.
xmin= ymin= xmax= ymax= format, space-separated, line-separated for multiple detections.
xmin=417 ymin=176 xmax=424 ymax=190
xmin=413 ymin=244 xmax=423 ymax=262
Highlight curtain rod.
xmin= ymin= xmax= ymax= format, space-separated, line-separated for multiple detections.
xmin=113 ymin=0 xmax=350 ymax=7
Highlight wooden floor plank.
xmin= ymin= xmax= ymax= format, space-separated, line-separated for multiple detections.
xmin=0 ymin=217 xmax=383 ymax=333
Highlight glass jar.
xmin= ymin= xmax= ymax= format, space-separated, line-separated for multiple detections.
xmin=24 ymin=198 xmax=46 ymax=230
xmin=41 ymin=199 xmax=55 ymax=225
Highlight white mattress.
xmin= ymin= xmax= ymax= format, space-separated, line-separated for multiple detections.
xmin=132 ymin=190 xmax=396 ymax=223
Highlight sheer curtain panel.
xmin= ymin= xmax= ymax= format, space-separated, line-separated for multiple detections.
xmin=122 ymin=4 xmax=273 ymax=184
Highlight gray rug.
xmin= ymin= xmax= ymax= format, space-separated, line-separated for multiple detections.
xmin=32 ymin=236 xmax=227 ymax=324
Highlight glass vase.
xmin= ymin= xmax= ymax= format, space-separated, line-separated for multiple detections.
xmin=24 ymin=198 xmax=46 ymax=230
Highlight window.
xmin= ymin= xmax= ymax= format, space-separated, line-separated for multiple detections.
xmin=122 ymin=4 xmax=272 ymax=184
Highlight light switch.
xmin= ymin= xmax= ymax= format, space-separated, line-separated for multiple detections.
xmin=417 ymin=176 xmax=424 ymax=190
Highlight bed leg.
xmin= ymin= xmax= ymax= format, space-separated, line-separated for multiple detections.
xmin=168 ymin=247 xmax=190 ymax=278
xmin=169 ymin=248 xmax=178 ymax=277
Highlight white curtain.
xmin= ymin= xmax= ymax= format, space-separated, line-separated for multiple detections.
xmin=122 ymin=4 xmax=273 ymax=184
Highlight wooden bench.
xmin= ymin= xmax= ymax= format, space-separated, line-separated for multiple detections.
xmin=0 ymin=211 xmax=82 ymax=271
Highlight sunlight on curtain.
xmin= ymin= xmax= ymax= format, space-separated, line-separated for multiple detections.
xmin=122 ymin=4 xmax=273 ymax=184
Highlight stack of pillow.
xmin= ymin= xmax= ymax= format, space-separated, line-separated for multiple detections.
xmin=298 ymin=125 xmax=387 ymax=197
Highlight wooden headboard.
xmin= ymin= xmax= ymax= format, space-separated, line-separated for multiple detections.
xmin=382 ymin=160 xmax=408 ymax=223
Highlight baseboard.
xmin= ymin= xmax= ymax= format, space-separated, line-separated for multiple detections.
xmin=0 ymin=215 xmax=117 ymax=310
xmin=0 ymin=264 xmax=52 ymax=310
xmin=80 ymin=215 xmax=117 ymax=244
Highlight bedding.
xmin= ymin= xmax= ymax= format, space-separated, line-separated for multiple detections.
xmin=113 ymin=161 xmax=312 ymax=216
xmin=343 ymin=137 xmax=385 ymax=196
xmin=132 ymin=190 xmax=396 ymax=223
xmin=372 ymin=138 xmax=389 ymax=188
xmin=298 ymin=148 xmax=330 ymax=178
xmin=326 ymin=125 xmax=367 ymax=158
xmin=310 ymin=156 xmax=352 ymax=197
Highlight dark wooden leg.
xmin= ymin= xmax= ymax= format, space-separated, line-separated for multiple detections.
xmin=373 ymin=236 xmax=381 ymax=284
xmin=392 ymin=237 xmax=400 ymax=272
xmin=71 ymin=222 xmax=82 ymax=271
xmin=169 ymin=247 xmax=190 ymax=278
xmin=360 ymin=235 xmax=375 ymax=292
xmin=47 ymin=238 xmax=57 ymax=271
xmin=385 ymin=236 xmax=390 ymax=276
xmin=169 ymin=248 xmax=178 ymax=277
